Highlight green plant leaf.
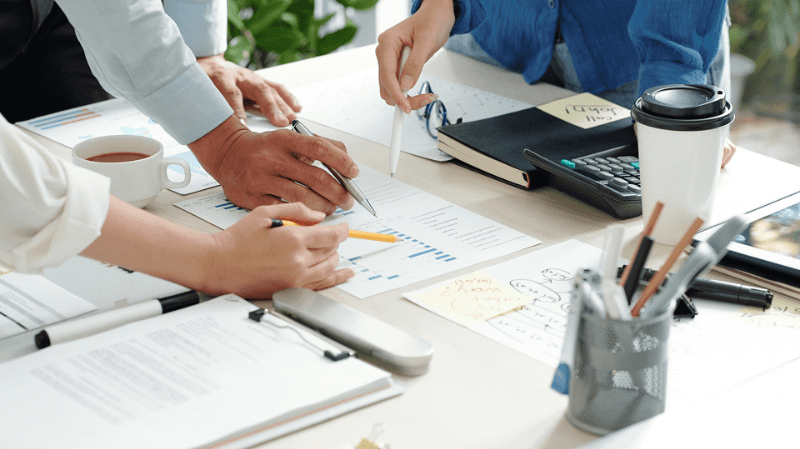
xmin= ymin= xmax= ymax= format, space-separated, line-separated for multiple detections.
xmin=225 ymin=36 xmax=255 ymax=66
xmin=334 ymin=0 xmax=380 ymax=11
xmin=287 ymin=0 xmax=315 ymax=30
xmin=317 ymin=21 xmax=357 ymax=55
xmin=227 ymin=1 xmax=246 ymax=32
xmin=246 ymin=0 xmax=294 ymax=36
xmin=255 ymin=25 xmax=305 ymax=53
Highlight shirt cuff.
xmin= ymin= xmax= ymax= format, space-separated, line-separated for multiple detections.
xmin=9 ymin=163 xmax=110 ymax=274
xmin=164 ymin=0 xmax=228 ymax=57
xmin=638 ymin=61 xmax=706 ymax=99
xmin=131 ymin=64 xmax=234 ymax=144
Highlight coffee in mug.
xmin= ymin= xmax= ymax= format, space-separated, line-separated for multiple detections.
xmin=86 ymin=152 xmax=150 ymax=163
xmin=73 ymin=135 xmax=191 ymax=208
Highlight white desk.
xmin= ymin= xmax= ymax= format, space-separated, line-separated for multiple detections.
xmin=14 ymin=44 xmax=800 ymax=449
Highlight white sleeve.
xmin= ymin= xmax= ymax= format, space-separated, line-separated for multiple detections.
xmin=164 ymin=0 xmax=228 ymax=57
xmin=0 ymin=116 xmax=110 ymax=274
xmin=54 ymin=0 xmax=233 ymax=144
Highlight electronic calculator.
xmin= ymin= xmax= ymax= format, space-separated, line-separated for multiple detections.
xmin=523 ymin=143 xmax=642 ymax=219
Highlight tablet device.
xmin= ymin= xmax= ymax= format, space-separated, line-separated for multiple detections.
xmin=695 ymin=191 xmax=800 ymax=287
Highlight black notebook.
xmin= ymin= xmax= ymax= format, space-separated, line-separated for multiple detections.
xmin=436 ymin=92 xmax=635 ymax=189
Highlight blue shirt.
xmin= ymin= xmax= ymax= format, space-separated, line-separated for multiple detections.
xmin=415 ymin=0 xmax=727 ymax=99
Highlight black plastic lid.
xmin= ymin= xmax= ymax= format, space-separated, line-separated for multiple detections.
xmin=631 ymin=84 xmax=734 ymax=131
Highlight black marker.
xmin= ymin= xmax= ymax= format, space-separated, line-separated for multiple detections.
xmin=623 ymin=267 xmax=773 ymax=310
xmin=35 ymin=291 xmax=200 ymax=349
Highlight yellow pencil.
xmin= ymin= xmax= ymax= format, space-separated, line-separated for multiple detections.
xmin=278 ymin=220 xmax=403 ymax=243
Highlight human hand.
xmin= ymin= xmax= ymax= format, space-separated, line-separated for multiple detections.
xmin=376 ymin=0 xmax=455 ymax=113
xmin=189 ymin=116 xmax=357 ymax=214
xmin=205 ymin=203 xmax=354 ymax=298
xmin=721 ymin=138 xmax=737 ymax=168
xmin=196 ymin=54 xmax=302 ymax=127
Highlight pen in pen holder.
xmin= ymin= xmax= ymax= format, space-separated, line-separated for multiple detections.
xmin=565 ymin=268 xmax=672 ymax=435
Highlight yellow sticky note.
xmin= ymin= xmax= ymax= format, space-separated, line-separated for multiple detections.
xmin=536 ymin=92 xmax=630 ymax=129
xmin=413 ymin=270 xmax=531 ymax=327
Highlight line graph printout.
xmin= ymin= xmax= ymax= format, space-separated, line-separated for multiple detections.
xmin=16 ymin=99 xmax=220 ymax=195
xmin=174 ymin=164 xmax=541 ymax=298
xmin=291 ymin=68 xmax=533 ymax=162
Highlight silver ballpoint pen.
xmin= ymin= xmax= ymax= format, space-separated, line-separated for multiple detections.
xmin=291 ymin=119 xmax=377 ymax=216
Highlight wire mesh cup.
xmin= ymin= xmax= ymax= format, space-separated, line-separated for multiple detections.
xmin=566 ymin=306 xmax=672 ymax=435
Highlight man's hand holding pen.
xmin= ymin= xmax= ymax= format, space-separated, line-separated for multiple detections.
xmin=188 ymin=116 xmax=358 ymax=214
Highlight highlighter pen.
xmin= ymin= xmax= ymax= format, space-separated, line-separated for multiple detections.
xmin=34 ymin=290 xmax=200 ymax=349
xmin=635 ymin=267 xmax=773 ymax=310
xmin=291 ymin=119 xmax=377 ymax=216
xmin=275 ymin=219 xmax=403 ymax=243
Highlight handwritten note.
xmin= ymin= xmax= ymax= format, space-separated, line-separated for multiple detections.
xmin=411 ymin=271 xmax=531 ymax=327
xmin=727 ymin=296 xmax=800 ymax=330
xmin=536 ymin=92 xmax=630 ymax=129
xmin=405 ymin=240 xmax=605 ymax=367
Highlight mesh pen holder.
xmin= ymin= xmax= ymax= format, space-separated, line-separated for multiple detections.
xmin=566 ymin=306 xmax=672 ymax=435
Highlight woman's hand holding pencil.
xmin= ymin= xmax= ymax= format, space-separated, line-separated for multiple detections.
xmin=277 ymin=219 xmax=404 ymax=243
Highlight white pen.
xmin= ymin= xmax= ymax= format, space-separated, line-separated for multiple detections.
xmin=389 ymin=46 xmax=411 ymax=178
xmin=600 ymin=224 xmax=631 ymax=320
xmin=291 ymin=119 xmax=377 ymax=216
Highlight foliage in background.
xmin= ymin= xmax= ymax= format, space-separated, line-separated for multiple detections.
xmin=225 ymin=0 xmax=380 ymax=69
xmin=729 ymin=0 xmax=800 ymax=105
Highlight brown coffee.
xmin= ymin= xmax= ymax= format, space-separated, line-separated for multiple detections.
xmin=86 ymin=152 xmax=150 ymax=163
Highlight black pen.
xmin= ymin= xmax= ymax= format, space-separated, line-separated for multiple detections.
xmin=624 ymin=267 xmax=773 ymax=310
xmin=34 ymin=290 xmax=200 ymax=349
xmin=291 ymin=119 xmax=377 ymax=216
xmin=622 ymin=236 xmax=654 ymax=303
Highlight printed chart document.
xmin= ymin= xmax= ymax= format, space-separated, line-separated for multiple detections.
xmin=0 ymin=272 xmax=96 ymax=339
xmin=16 ymin=99 xmax=220 ymax=194
xmin=175 ymin=164 xmax=541 ymax=298
xmin=404 ymin=239 xmax=800 ymax=408
xmin=0 ymin=295 xmax=401 ymax=449
xmin=291 ymin=68 xmax=533 ymax=161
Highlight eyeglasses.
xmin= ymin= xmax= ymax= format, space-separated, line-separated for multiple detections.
xmin=415 ymin=81 xmax=461 ymax=138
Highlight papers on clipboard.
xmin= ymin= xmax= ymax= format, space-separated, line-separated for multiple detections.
xmin=0 ymin=295 xmax=401 ymax=449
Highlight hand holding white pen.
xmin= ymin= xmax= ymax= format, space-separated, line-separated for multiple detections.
xmin=389 ymin=46 xmax=411 ymax=177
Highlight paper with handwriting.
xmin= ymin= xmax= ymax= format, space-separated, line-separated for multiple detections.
xmin=405 ymin=239 xmax=604 ymax=367
xmin=536 ymin=92 xmax=630 ymax=129
xmin=410 ymin=270 xmax=532 ymax=327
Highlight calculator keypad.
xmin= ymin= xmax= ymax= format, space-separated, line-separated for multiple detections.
xmin=560 ymin=156 xmax=641 ymax=196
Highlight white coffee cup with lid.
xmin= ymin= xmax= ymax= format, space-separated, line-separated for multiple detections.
xmin=631 ymin=84 xmax=735 ymax=246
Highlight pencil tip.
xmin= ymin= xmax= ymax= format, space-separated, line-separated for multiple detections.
xmin=395 ymin=238 xmax=403 ymax=242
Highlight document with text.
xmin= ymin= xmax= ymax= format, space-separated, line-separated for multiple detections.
xmin=0 ymin=272 xmax=96 ymax=339
xmin=0 ymin=295 xmax=400 ymax=449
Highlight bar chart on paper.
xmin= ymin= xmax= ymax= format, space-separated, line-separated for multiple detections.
xmin=175 ymin=164 xmax=541 ymax=298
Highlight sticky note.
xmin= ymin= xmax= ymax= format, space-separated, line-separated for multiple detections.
xmin=537 ymin=92 xmax=631 ymax=129
xmin=412 ymin=270 xmax=532 ymax=327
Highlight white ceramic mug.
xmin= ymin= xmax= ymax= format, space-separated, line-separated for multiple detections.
xmin=73 ymin=135 xmax=191 ymax=208
xmin=632 ymin=85 xmax=734 ymax=245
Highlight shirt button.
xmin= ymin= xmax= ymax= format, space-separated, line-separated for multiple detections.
xmin=548 ymin=0 xmax=555 ymax=8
